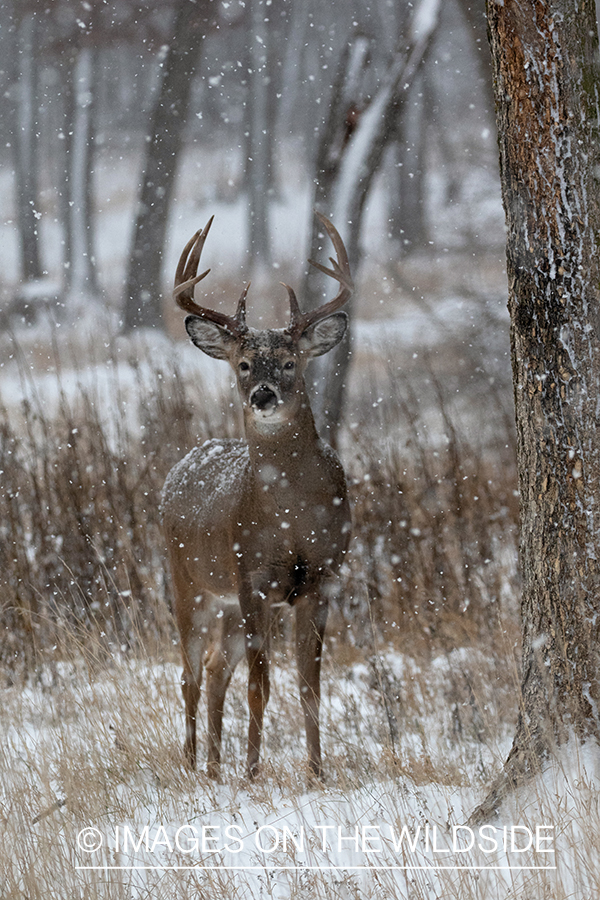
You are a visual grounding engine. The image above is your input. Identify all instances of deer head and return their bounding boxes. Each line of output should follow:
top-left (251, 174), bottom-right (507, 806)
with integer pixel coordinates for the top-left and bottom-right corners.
top-left (173, 213), bottom-right (354, 431)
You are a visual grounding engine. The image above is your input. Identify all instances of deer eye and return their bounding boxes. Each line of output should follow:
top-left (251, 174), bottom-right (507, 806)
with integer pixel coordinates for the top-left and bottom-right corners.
top-left (239, 361), bottom-right (250, 373)
top-left (283, 361), bottom-right (295, 371)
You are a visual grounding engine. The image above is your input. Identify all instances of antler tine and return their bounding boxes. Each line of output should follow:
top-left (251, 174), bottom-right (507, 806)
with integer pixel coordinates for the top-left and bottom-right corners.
top-left (286, 212), bottom-right (354, 339)
top-left (233, 283), bottom-right (250, 332)
top-left (281, 282), bottom-right (302, 332)
top-left (173, 217), bottom-right (213, 303)
top-left (173, 216), bottom-right (248, 336)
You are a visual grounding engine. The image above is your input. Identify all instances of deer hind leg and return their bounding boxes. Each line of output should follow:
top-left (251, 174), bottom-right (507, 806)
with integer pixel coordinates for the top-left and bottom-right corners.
top-left (180, 630), bottom-right (204, 770)
top-left (295, 590), bottom-right (329, 779)
top-left (204, 603), bottom-right (245, 780)
top-left (240, 576), bottom-right (271, 779)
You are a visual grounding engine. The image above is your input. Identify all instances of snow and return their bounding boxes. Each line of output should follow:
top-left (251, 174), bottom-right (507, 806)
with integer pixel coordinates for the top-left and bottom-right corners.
top-left (2, 652), bottom-right (596, 898)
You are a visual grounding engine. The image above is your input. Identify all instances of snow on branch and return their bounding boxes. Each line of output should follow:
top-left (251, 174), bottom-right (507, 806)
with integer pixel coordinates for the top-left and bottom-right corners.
top-left (332, 0), bottom-right (441, 237)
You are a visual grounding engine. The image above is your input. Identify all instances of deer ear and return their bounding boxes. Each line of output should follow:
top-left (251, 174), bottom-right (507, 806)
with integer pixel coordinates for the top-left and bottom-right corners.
top-left (185, 315), bottom-right (236, 360)
top-left (298, 312), bottom-right (348, 358)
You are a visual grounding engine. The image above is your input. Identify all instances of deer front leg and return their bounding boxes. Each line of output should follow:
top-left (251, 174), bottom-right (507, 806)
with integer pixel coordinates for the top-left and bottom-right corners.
top-left (295, 590), bottom-right (329, 779)
top-left (204, 605), bottom-right (245, 780)
top-left (240, 576), bottom-right (271, 779)
top-left (181, 654), bottom-right (202, 769)
top-left (173, 588), bottom-right (205, 770)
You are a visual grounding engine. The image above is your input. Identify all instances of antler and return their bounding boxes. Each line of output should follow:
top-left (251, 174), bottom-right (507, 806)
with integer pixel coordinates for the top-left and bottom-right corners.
top-left (173, 216), bottom-right (248, 336)
top-left (284, 212), bottom-right (354, 339)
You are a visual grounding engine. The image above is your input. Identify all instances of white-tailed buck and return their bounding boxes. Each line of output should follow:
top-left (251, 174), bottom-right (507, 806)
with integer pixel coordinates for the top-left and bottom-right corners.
top-left (161, 213), bottom-right (353, 779)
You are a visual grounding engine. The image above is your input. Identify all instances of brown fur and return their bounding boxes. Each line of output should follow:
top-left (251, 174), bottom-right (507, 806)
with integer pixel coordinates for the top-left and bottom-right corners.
top-left (161, 215), bottom-right (353, 779)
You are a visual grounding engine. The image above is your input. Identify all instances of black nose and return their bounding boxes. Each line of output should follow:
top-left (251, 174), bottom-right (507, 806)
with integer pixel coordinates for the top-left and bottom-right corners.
top-left (250, 385), bottom-right (278, 411)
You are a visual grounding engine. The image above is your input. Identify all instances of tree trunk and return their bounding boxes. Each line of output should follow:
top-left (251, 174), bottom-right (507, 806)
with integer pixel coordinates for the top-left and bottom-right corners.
top-left (57, 51), bottom-right (76, 287)
top-left (455, 0), bottom-right (495, 119)
top-left (278, 0), bottom-right (310, 140)
top-left (123, 0), bottom-right (209, 331)
top-left (12, 11), bottom-right (42, 282)
top-left (303, 32), bottom-right (373, 312)
top-left (246, 0), bottom-right (272, 272)
top-left (473, 0), bottom-right (600, 823)
top-left (307, 1), bottom-right (441, 445)
top-left (387, 70), bottom-right (428, 256)
top-left (66, 46), bottom-right (100, 308)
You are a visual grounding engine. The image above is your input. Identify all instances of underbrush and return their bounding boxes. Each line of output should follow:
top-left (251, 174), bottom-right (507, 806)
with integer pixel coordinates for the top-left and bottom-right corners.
top-left (343, 366), bottom-right (519, 652)
top-left (0, 337), bottom-right (238, 677)
top-left (0, 333), bottom-right (519, 681)
top-left (7, 334), bottom-right (592, 900)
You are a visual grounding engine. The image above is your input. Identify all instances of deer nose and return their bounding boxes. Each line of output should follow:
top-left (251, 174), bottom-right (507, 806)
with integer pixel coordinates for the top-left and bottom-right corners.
top-left (250, 384), bottom-right (279, 412)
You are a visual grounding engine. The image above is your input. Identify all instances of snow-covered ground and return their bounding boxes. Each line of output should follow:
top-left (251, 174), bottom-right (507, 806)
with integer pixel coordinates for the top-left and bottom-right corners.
top-left (2, 647), bottom-right (597, 899)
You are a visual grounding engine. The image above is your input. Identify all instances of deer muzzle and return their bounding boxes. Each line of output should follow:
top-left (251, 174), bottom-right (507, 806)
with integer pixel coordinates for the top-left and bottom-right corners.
top-left (250, 384), bottom-right (280, 415)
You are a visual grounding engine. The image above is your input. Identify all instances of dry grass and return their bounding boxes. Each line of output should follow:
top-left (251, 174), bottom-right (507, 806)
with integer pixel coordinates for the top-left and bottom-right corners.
top-left (1, 617), bottom-right (595, 899)
top-left (7, 329), bottom-right (590, 899)
top-left (0, 333), bottom-right (240, 679)
top-left (0, 329), bottom-right (519, 679)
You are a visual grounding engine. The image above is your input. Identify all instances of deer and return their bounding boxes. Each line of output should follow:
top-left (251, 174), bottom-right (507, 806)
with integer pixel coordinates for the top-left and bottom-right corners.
top-left (161, 212), bottom-right (353, 781)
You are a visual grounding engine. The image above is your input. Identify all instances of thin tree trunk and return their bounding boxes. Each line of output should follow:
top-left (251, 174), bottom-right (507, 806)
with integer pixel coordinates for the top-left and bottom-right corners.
top-left (58, 52), bottom-right (76, 286)
top-left (66, 46), bottom-right (100, 307)
top-left (309, 0), bottom-right (441, 445)
top-left (472, 0), bottom-right (600, 823)
top-left (246, 0), bottom-right (272, 272)
top-left (12, 11), bottom-right (42, 282)
top-left (278, 1), bottom-right (310, 140)
top-left (123, 0), bottom-right (209, 331)
top-left (388, 71), bottom-right (428, 255)
top-left (454, 0), bottom-right (495, 119)
top-left (303, 33), bottom-right (372, 312)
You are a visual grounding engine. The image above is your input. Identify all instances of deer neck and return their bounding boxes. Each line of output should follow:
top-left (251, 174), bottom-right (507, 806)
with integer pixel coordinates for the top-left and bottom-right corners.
top-left (244, 385), bottom-right (320, 473)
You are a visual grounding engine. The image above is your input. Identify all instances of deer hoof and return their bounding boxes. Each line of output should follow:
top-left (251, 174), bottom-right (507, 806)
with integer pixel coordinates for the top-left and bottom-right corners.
top-left (247, 761), bottom-right (261, 781)
top-left (206, 761), bottom-right (222, 782)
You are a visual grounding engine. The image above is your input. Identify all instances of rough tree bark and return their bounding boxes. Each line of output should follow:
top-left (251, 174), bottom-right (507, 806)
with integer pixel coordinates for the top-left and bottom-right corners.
top-left (473, 0), bottom-right (600, 822)
top-left (123, 0), bottom-right (211, 331)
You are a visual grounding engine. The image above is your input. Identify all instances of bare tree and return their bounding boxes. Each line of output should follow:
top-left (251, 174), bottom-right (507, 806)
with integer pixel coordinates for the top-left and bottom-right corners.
top-left (387, 70), bottom-right (429, 256)
top-left (246, 0), bottom-right (273, 272)
top-left (9, 7), bottom-right (43, 283)
top-left (454, 0), bottom-right (495, 118)
top-left (472, 0), bottom-right (600, 822)
top-left (65, 44), bottom-right (100, 307)
top-left (306, 0), bottom-right (441, 444)
top-left (6, 0), bottom-right (167, 313)
top-left (304, 31), bottom-right (373, 309)
top-left (123, 0), bottom-right (214, 331)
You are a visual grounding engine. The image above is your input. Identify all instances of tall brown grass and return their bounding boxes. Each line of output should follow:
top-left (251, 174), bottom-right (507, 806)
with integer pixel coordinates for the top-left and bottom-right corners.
top-left (0, 334), bottom-right (519, 683)
top-left (6, 333), bottom-right (579, 900)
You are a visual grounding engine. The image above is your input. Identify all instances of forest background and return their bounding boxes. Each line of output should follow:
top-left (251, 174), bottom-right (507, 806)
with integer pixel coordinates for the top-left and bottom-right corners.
top-left (2, 1), bottom-right (590, 898)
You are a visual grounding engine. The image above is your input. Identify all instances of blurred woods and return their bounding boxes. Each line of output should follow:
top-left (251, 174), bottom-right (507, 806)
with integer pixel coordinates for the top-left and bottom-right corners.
top-left (0, 0), bottom-right (498, 444)
top-left (1, 0), bottom-right (494, 320)
top-left (0, 0), bottom-right (515, 678)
